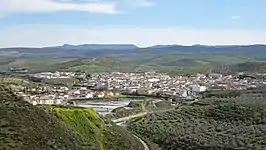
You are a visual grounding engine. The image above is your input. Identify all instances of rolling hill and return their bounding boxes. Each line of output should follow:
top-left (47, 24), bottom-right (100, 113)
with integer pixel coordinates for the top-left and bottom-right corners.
top-left (211, 61), bottom-right (266, 75)
top-left (0, 85), bottom-right (84, 150)
top-left (129, 89), bottom-right (266, 150)
top-left (1, 44), bottom-right (266, 75)
top-left (0, 85), bottom-right (146, 150)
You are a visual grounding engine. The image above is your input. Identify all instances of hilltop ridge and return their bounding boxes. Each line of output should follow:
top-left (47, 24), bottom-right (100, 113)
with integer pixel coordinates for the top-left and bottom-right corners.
top-left (48, 44), bottom-right (139, 50)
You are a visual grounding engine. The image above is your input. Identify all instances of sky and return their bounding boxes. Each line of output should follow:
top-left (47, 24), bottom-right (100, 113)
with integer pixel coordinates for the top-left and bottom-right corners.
top-left (0, 0), bottom-right (266, 47)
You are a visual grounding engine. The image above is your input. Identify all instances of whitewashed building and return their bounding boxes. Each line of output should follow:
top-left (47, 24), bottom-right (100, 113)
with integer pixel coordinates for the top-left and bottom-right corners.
top-left (191, 85), bottom-right (207, 92)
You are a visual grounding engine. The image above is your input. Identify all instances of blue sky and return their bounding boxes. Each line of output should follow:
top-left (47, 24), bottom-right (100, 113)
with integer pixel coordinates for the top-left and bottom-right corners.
top-left (0, 0), bottom-right (266, 47)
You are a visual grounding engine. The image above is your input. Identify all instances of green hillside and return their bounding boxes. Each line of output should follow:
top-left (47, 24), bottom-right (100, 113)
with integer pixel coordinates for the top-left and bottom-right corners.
top-left (0, 50), bottom-right (263, 76)
top-left (0, 58), bottom-right (139, 73)
top-left (0, 86), bottom-right (84, 150)
top-left (212, 61), bottom-right (266, 75)
top-left (44, 106), bottom-right (144, 150)
top-left (129, 93), bottom-right (266, 150)
top-left (232, 61), bottom-right (266, 73)
top-left (0, 85), bottom-right (144, 150)
top-left (1, 44), bottom-right (266, 76)
top-left (63, 58), bottom-right (138, 73)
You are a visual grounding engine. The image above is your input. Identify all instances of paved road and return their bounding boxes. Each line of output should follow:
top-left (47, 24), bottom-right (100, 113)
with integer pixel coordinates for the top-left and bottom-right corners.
top-left (112, 108), bottom-right (177, 123)
top-left (112, 112), bottom-right (148, 123)
top-left (133, 135), bottom-right (150, 150)
top-left (112, 100), bottom-right (198, 123)
top-left (112, 100), bottom-right (199, 150)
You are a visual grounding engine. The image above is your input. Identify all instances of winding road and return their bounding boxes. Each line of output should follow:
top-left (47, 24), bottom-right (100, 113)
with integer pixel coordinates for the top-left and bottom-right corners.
top-left (112, 100), bottom-right (199, 150)
top-left (112, 107), bottom-right (177, 123)
top-left (112, 112), bottom-right (148, 123)
top-left (133, 135), bottom-right (150, 150)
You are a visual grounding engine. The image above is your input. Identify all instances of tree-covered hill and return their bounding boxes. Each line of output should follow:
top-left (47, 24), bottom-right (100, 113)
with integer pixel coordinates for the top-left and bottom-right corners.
top-left (212, 61), bottom-right (266, 75)
top-left (232, 62), bottom-right (266, 73)
top-left (0, 85), bottom-right (145, 150)
top-left (129, 96), bottom-right (266, 150)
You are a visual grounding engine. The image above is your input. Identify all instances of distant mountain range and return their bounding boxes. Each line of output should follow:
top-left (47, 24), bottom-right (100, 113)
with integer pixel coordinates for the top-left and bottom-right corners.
top-left (1, 43), bottom-right (266, 51)
top-left (0, 44), bottom-right (266, 60)
top-left (46, 44), bottom-right (266, 50)
top-left (52, 44), bottom-right (139, 50)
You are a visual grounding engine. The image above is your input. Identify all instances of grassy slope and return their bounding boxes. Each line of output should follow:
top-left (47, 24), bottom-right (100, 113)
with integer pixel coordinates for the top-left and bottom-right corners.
top-left (0, 77), bottom-right (43, 87)
top-left (44, 106), bottom-right (144, 150)
top-left (0, 58), bottom-right (74, 72)
top-left (0, 85), bottom-right (144, 150)
top-left (4, 58), bottom-right (138, 73)
top-left (54, 107), bottom-right (105, 149)
top-left (0, 86), bottom-right (84, 150)
top-left (64, 58), bottom-right (139, 73)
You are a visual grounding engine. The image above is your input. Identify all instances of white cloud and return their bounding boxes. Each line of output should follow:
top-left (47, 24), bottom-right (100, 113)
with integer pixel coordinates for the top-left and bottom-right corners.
top-left (0, 25), bottom-right (266, 48)
top-left (231, 16), bottom-right (241, 20)
top-left (0, 0), bottom-right (118, 16)
top-left (135, 0), bottom-right (155, 7)
top-left (0, 0), bottom-right (156, 16)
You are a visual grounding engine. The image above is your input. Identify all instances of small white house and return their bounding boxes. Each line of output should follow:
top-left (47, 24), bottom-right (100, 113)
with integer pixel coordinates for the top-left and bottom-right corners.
top-left (181, 90), bottom-right (188, 98)
top-left (80, 87), bottom-right (87, 90)
top-left (63, 95), bottom-right (69, 99)
top-left (55, 99), bottom-right (62, 105)
top-left (86, 93), bottom-right (94, 98)
top-left (191, 85), bottom-right (207, 92)
top-left (97, 92), bottom-right (105, 98)
top-left (32, 100), bottom-right (38, 106)
top-left (39, 100), bottom-right (44, 104)
top-left (148, 78), bottom-right (160, 82)
top-left (73, 90), bottom-right (81, 95)
top-left (46, 99), bottom-right (54, 105)
top-left (106, 92), bottom-right (114, 96)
